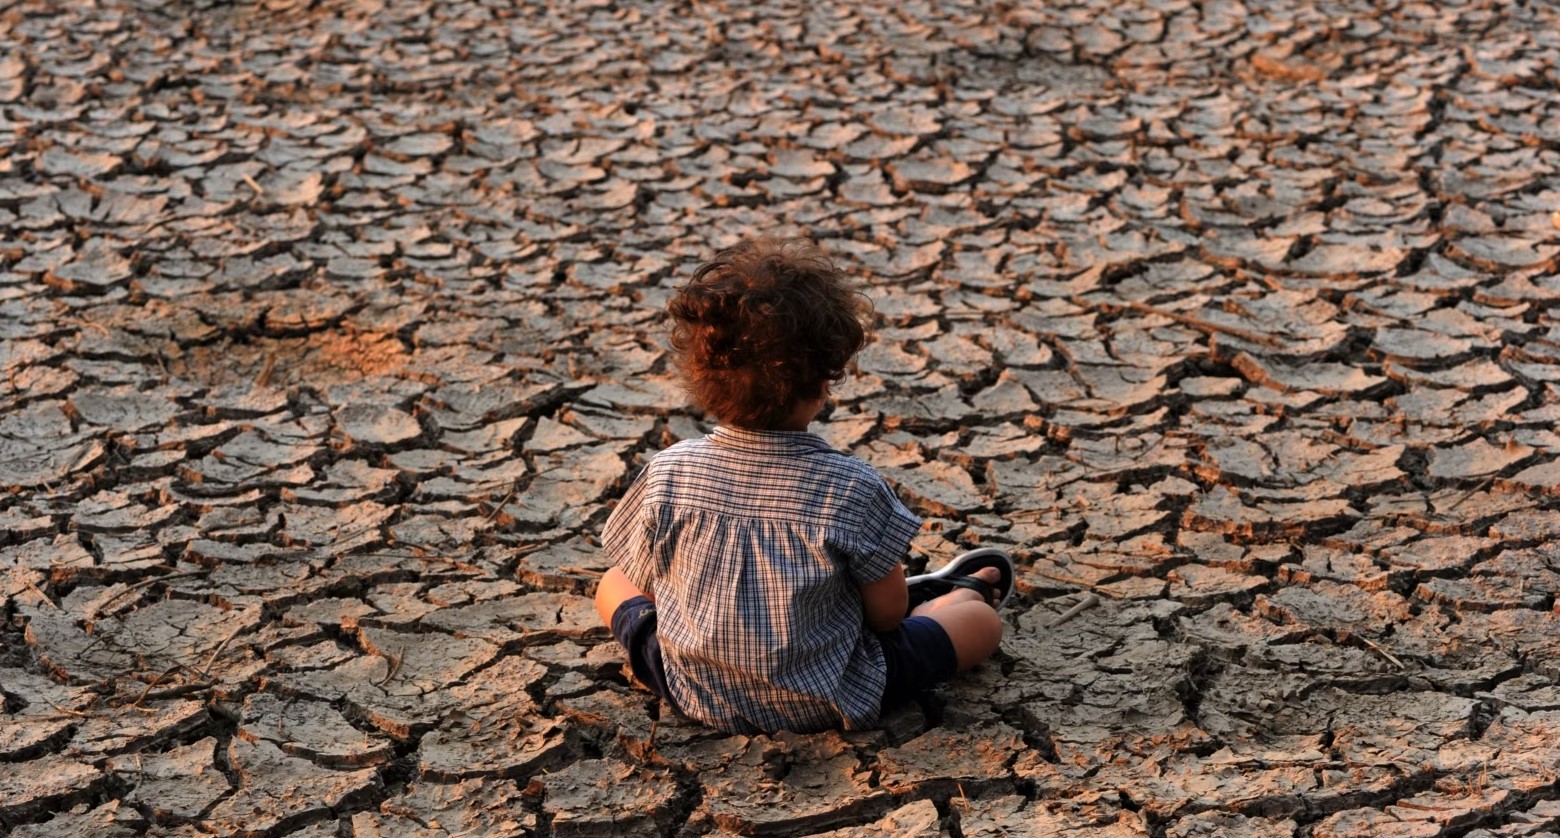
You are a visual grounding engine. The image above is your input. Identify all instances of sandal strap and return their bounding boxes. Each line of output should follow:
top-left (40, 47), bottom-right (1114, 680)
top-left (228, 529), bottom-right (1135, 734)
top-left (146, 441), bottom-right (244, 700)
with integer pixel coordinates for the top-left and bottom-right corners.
top-left (938, 574), bottom-right (998, 607)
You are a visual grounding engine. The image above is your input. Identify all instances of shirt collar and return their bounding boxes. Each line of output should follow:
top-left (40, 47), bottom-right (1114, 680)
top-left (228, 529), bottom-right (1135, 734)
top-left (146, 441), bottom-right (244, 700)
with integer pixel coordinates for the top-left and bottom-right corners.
top-left (709, 425), bottom-right (834, 454)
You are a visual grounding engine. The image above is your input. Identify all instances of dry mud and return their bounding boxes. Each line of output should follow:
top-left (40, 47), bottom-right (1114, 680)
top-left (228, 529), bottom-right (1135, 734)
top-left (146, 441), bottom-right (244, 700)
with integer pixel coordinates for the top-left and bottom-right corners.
top-left (3, 0), bottom-right (1560, 835)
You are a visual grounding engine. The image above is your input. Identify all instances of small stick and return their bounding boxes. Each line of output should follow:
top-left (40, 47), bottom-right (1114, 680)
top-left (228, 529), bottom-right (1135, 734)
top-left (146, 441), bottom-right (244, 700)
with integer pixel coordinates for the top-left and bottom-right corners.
top-left (1360, 636), bottom-right (1405, 670)
top-left (1080, 298), bottom-right (1288, 347)
top-left (371, 549), bottom-right (476, 567)
top-left (483, 479), bottom-right (521, 522)
top-left (128, 665), bottom-right (184, 708)
top-left (1392, 801), bottom-right (1454, 812)
top-left (1442, 478), bottom-right (1494, 514)
top-left (40, 696), bottom-right (89, 718)
top-left (135, 681), bottom-right (214, 703)
top-left (254, 352), bottom-right (278, 390)
top-left (1046, 593), bottom-right (1101, 628)
top-left (375, 648), bottom-right (404, 687)
top-left (201, 620), bottom-right (250, 677)
top-left (62, 317), bottom-right (112, 337)
top-left (243, 174), bottom-right (265, 197)
top-left (88, 570), bottom-right (209, 620)
top-left (22, 578), bottom-right (58, 610)
top-left (305, 518), bottom-right (398, 560)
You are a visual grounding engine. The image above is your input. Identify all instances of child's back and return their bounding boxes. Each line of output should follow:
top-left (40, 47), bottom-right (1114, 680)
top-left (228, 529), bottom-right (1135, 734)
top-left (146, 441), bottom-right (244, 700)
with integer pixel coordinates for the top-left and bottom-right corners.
top-left (594, 237), bottom-right (1004, 735)
top-left (603, 426), bottom-right (920, 732)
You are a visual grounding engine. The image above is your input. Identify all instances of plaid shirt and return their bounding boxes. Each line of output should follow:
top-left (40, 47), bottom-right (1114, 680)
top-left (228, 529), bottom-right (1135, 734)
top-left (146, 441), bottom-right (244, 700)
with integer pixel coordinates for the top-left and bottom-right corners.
top-left (601, 426), bottom-right (922, 733)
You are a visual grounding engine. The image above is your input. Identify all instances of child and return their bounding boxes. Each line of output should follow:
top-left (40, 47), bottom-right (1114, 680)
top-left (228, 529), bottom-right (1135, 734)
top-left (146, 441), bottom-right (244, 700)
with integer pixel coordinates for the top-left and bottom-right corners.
top-left (593, 237), bottom-right (1006, 734)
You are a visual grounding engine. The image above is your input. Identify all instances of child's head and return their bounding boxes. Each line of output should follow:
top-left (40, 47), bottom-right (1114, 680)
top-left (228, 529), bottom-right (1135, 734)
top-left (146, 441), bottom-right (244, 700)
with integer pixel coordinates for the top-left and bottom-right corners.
top-left (668, 237), bottom-right (872, 430)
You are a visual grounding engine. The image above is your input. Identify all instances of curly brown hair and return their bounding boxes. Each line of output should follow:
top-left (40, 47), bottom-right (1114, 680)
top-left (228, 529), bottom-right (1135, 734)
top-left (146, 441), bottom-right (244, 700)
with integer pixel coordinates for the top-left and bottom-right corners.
top-left (668, 237), bottom-right (872, 429)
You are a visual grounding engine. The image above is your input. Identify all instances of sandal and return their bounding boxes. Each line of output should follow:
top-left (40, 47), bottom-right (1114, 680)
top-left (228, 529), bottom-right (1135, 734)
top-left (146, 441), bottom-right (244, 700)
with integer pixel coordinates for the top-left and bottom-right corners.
top-left (905, 547), bottom-right (1015, 613)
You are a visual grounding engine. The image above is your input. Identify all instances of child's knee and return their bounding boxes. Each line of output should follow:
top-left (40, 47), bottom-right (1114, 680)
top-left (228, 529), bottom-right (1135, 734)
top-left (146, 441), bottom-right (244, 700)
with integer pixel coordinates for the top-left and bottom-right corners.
top-left (941, 602), bottom-right (1003, 670)
top-left (974, 606), bottom-right (1004, 650)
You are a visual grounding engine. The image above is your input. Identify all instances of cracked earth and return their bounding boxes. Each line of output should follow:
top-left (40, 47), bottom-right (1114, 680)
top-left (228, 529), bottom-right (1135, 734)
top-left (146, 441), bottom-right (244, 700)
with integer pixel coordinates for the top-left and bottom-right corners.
top-left (3, 0), bottom-right (1560, 835)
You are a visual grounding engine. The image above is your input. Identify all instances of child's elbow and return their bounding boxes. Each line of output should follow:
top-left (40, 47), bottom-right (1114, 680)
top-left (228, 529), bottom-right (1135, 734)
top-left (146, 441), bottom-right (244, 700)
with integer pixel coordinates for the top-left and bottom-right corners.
top-left (862, 588), bottom-right (909, 634)
top-left (859, 566), bottom-right (909, 634)
top-left (594, 566), bottom-right (651, 627)
top-left (865, 610), bottom-right (904, 634)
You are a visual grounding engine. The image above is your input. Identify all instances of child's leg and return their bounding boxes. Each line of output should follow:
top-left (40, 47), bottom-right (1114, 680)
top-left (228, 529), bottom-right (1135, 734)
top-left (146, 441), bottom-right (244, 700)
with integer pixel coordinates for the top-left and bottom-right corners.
top-left (908, 566), bottom-right (1004, 670)
top-left (594, 566), bottom-right (647, 626)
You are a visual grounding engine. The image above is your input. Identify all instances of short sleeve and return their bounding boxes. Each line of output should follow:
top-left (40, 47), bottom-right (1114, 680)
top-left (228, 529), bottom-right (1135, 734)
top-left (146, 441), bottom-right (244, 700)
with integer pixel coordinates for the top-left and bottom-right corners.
top-left (848, 476), bottom-right (922, 585)
top-left (600, 462), bottom-right (659, 592)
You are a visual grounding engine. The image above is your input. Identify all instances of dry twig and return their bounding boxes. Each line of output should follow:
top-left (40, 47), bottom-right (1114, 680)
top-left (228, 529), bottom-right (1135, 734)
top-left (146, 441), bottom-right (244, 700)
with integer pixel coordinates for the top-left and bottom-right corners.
top-left (88, 570), bottom-right (210, 621)
top-left (128, 665), bottom-right (184, 709)
top-left (1442, 477), bottom-right (1494, 514)
top-left (483, 478), bottom-right (521, 522)
top-left (375, 647), bottom-right (404, 687)
top-left (40, 695), bottom-right (89, 718)
top-left (1360, 636), bottom-right (1406, 670)
top-left (254, 352), bottom-right (278, 389)
top-left (1045, 593), bottom-right (1102, 628)
top-left (1083, 299), bottom-right (1287, 348)
top-left (201, 619), bottom-right (251, 678)
top-left (21, 577), bottom-right (58, 610)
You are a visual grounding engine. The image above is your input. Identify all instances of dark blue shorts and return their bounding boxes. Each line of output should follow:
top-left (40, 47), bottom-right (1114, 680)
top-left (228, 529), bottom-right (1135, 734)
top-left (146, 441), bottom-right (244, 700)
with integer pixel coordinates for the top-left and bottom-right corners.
top-left (877, 615), bottom-right (960, 706)
top-left (608, 596), bottom-right (958, 716)
top-left (609, 596), bottom-right (678, 709)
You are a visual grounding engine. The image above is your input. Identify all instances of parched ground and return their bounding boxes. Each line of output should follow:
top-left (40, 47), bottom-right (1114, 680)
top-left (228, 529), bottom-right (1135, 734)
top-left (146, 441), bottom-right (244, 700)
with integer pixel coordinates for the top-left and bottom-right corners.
top-left (3, 0), bottom-right (1560, 835)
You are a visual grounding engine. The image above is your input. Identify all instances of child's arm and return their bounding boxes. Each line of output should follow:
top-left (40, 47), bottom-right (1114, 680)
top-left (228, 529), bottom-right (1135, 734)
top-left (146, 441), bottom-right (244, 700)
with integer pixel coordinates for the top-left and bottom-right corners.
top-left (594, 566), bottom-right (654, 627)
top-left (859, 564), bottom-right (909, 634)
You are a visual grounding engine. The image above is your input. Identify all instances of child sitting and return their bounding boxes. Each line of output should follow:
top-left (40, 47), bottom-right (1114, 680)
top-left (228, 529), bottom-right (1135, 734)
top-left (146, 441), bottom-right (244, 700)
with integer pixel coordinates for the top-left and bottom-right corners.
top-left (593, 237), bottom-right (1006, 734)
